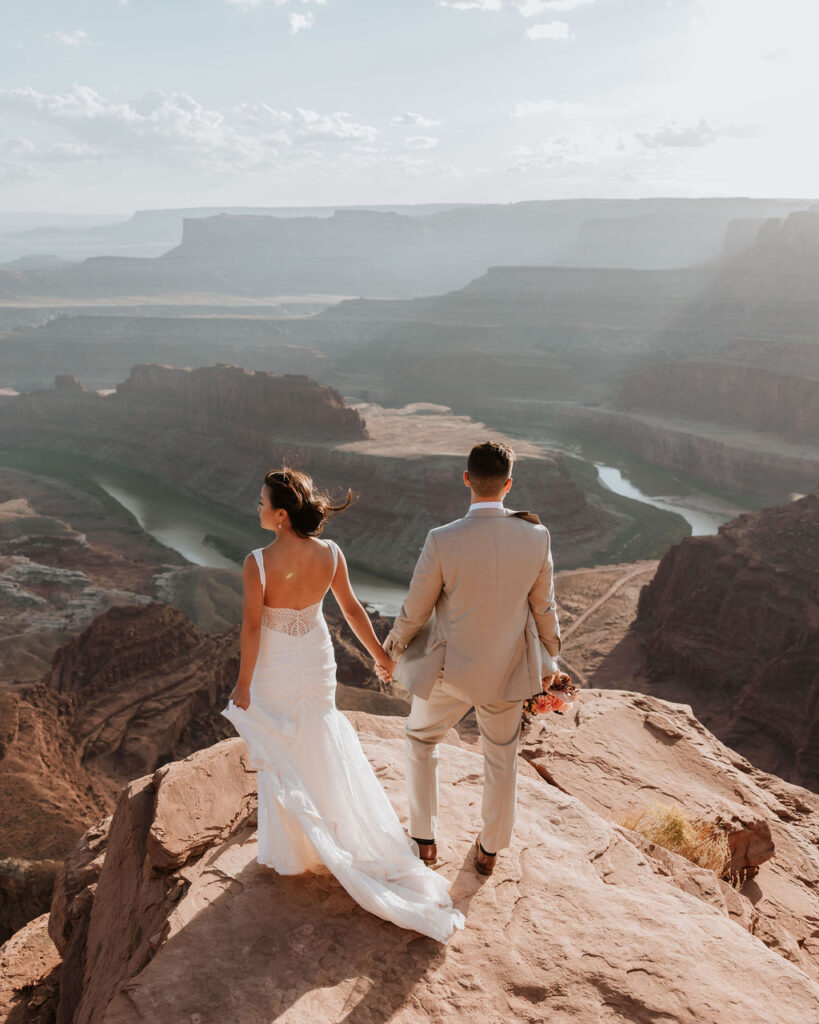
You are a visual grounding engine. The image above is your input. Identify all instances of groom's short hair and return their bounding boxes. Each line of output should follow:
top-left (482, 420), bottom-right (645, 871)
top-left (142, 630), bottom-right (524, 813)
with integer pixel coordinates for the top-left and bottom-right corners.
top-left (467, 441), bottom-right (515, 496)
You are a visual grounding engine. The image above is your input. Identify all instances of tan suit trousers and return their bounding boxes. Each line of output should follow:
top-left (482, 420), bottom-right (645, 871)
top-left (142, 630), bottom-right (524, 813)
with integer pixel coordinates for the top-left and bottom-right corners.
top-left (404, 674), bottom-right (523, 853)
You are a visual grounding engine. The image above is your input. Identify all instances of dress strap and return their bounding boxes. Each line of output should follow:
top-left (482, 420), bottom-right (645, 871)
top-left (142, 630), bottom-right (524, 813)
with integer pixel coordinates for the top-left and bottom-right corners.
top-left (252, 548), bottom-right (266, 593)
top-left (326, 538), bottom-right (339, 577)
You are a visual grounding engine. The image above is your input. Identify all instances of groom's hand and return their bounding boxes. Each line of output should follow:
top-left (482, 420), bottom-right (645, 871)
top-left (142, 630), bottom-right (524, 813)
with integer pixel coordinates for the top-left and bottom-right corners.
top-left (376, 657), bottom-right (397, 683)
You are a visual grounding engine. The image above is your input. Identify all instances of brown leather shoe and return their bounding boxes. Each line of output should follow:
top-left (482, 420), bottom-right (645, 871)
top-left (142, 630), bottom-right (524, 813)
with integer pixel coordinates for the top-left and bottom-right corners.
top-left (474, 837), bottom-right (497, 876)
top-left (414, 841), bottom-right (438, 866)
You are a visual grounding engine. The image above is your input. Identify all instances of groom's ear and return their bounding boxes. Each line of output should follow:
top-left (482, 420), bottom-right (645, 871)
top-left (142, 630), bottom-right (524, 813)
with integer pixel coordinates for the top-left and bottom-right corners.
top-left (504, 476), bottom-right (513, 493)
top-left (463, 471), bottom-right (471, 488)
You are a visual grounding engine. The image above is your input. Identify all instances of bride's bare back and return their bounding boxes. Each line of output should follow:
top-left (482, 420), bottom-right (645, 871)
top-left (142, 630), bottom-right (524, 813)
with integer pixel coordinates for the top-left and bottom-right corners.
top-left (258, 536), bottom-right (337, 609)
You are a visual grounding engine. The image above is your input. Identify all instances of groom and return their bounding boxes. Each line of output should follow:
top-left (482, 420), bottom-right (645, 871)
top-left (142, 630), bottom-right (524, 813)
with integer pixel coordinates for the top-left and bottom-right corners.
top-left (381, 441), bottom-right (561, 877)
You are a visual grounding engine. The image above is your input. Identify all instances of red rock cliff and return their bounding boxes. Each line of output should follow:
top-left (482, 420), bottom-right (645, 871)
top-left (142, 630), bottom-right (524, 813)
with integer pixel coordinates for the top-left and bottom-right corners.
top-left (617, 342), bottom-right (819, 445)
top-left (3, 363), bottom-right (366, 446)
top-left (632, 489), bottom-right (819, 789)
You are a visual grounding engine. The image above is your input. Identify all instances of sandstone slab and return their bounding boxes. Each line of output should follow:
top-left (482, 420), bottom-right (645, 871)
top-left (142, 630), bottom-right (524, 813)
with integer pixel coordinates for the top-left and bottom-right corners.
top-left (47, 717), bottom-right (819, 1024)
top-left (522, 688), bottom-right (819, 982)
top-left (0, 912), bottom-right (60, 1024)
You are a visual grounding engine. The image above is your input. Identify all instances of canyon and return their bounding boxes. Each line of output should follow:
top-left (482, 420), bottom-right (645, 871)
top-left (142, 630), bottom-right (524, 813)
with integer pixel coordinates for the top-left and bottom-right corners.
top-left (3, 208), bottom-right (818, 508)
top-left (613, 488), bottom-right (819, 792)
top-left (2, 195), bottom-right (817, 1021)
top-left (0, 198), bottom-right (805, 301)
top-left (0, 365), bottom-right (685, 579)
top-left (1, 464), bottom-right (817, 1021)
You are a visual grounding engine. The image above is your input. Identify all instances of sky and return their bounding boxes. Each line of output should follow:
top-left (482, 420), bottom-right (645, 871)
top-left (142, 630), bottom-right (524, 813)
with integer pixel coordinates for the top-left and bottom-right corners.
top-left (0, 0), bottom-right (816, 214)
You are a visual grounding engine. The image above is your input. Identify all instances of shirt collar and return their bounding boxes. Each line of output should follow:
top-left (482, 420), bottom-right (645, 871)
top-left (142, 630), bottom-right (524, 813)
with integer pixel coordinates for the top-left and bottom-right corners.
top-left (468, 501), bottom-right (505, 511)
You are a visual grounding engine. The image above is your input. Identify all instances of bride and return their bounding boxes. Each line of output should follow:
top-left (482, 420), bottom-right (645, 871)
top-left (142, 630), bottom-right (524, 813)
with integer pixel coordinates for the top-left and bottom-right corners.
top-left (221, 467), bottom-right (465, 944)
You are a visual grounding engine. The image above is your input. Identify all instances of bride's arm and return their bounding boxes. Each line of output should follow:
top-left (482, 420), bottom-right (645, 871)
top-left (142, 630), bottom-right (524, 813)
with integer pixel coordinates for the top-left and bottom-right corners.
top-left (330, 546), bottom-right (394, 673)
top-left (229, 555), bottom-right (264, 708)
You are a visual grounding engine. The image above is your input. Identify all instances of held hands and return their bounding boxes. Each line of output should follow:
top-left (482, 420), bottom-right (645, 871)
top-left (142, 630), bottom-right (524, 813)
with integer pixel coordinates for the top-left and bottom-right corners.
top-left (541, 670), bottom-right (559, 688)
top-left (229, 682), bottom-right (251, 710)
top-left (375, 656), bottom-right (397, 684)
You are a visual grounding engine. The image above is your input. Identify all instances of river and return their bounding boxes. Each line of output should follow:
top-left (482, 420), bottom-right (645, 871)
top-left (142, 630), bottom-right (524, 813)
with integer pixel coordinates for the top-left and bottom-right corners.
top-left (88, 445), bottom-right (743, 618)
top-left (90, 468), bottom-right (410, 616)
top-left (526, 433), bottom-right (745, 537)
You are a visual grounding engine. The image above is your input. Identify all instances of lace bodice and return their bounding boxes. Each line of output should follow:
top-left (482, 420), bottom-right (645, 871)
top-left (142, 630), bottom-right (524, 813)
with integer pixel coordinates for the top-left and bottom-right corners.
top-left (252, 541), bottom-right (339, 638)
top-left (261, 602), bottom-right (323, 637)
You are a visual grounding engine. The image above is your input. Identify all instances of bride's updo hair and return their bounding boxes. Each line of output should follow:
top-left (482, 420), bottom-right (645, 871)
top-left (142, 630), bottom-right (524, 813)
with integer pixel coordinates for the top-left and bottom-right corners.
top-left (264, 466), bottom-right (354, 538)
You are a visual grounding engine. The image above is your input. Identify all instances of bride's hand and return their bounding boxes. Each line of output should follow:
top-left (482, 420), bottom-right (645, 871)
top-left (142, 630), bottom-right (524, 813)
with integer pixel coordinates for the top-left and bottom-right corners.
top-left (229, 682), bottom-right (251, 709)
top-left (375, 656), bottom-right (397, 683)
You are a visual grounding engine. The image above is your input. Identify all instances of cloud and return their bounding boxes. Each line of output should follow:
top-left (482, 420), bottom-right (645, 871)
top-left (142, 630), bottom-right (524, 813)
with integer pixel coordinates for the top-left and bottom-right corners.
top-left (224, 0), bottom-right (278, 8)
top-left (512, 98), bottom-right (604, 117)
top-left (224, 0), bottom-right (326, 7)
top-left (517, 0), bottom-right (593, 13)
top-left (0, 137), bottom-right (35, 158)
top-left (391, 111), bottom-right (442, 127)
top-left (509, 127), bottom-right (644, 171)
top-left (0, 158), bottom-right (37, 185)
top-left (509, 118), bottom-right (755, 174)
top-left (525, 20), bottom-right (571, 39)
top-left (289, 12), bottom-right (314, 32)
top-left (0, 85), bottom-right (476, 195)
top-left (405, 136), bottom-right (439, 150)
top-left (49, 30), bottom-right (90, 47)
top-left (438, 1), bottom-right (503, 9)
top-left (635, 118), bottom-right (755, 149)
top-left (236, 102), bottom-right (378, 142)
top-left (439, 0), bottom-right (593, 12)
top-left (0, 136), bottom-right (104, 185)
top-left (0, 86), bottom-right (473, 194)
top-left (0, 86), bottom-right (380, 181)
top-left (388, 154), bottom-right (461, 178)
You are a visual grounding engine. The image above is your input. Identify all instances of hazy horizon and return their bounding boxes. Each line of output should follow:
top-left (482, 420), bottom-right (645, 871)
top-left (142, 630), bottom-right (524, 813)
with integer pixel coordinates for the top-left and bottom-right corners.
top-left (2, 0), bottom-right (816, 214)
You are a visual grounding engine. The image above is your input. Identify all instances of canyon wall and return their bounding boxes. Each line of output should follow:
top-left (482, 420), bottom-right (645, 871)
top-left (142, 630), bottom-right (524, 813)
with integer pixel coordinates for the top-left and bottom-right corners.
top-left (0, 366), bottom-right (631, 576)
top-left (627, 489), bottom-right (819, 789)
top-left (5, 210), bottom-right (819, 515)
top-left (115, 363), bottom-right (366, 446)
top-left (0, 315), bottom-right (330, 392)
top-left (618, 348), bottom-right (819, 445)
top-left (6, 363), bottom-right (366, 447)
top-left (482, 399), bottom-right (819, 502)
top-left (0, 198), bottom-right (808, 301)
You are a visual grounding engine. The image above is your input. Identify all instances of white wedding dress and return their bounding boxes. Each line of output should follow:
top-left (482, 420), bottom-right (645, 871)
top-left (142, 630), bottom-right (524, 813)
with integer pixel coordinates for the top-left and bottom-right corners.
top-left (221, 540), bottom-right (465, 944)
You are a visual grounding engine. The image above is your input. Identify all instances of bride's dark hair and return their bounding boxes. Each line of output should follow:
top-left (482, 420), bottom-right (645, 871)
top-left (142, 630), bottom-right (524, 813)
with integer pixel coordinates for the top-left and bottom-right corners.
top-left (264, 466), bottom-right (354, 538)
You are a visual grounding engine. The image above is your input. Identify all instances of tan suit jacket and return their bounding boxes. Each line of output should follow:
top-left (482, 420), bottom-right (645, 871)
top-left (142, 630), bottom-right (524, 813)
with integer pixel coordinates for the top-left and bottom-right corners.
top-left (383, 507), bottom-right (562, 707)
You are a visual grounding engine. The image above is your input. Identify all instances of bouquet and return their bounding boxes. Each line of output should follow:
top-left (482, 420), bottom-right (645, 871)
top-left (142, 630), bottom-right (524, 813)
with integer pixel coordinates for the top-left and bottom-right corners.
top-left (522, 671), bottom-right (579, 718)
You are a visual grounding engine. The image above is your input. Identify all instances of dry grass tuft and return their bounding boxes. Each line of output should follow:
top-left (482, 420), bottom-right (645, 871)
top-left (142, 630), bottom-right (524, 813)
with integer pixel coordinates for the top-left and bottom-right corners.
top-left (618, 802), bottom-right (732, 879)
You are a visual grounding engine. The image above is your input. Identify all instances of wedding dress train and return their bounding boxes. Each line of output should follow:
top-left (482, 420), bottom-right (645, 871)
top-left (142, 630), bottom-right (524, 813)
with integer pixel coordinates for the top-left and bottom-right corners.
top-left (221, 540), bottom-right (465, 944)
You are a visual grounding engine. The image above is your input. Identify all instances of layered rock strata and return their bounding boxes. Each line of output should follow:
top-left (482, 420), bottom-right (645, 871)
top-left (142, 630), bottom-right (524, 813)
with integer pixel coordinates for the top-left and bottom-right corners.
top-left (1, 197), bottom-right (803, 300)
top-left (6, 363), bottom-right (365, 446)
top-left (0, 368), bottom-right (637, 575)
top-left (627, 489), bottom-right (819, 789)
top-left (617, 340), bottom-right (819, 446)
top-left (484, 399), bottom-right (819, 502)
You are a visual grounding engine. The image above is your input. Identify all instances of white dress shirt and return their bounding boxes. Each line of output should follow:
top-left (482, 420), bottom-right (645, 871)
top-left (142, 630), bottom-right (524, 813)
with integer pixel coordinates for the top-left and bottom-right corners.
top-left (468, 501), bottom-right (505, 511)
